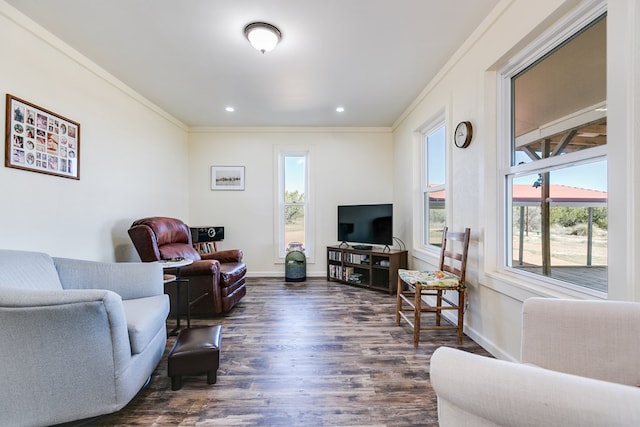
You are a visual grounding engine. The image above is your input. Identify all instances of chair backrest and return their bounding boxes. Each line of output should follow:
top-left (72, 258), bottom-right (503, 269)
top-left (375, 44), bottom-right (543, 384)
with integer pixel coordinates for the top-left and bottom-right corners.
top-left (521, 298), bottom-right (640, 386)
top-left (128, 217), bottom-right (201, 262)
top-left (438, 227), bottom-right (471, 285)
top-left (0, 249), bottom-right (63, 291)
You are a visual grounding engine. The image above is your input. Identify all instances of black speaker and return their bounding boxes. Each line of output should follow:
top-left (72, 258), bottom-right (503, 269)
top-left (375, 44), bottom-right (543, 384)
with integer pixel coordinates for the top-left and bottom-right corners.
top-left (190, 226), bottom-right (224, 242)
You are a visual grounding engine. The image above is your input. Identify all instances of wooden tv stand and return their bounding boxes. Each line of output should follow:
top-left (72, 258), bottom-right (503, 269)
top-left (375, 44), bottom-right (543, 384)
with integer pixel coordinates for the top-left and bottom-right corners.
top-left (327, 245), bottom-right (408, 294)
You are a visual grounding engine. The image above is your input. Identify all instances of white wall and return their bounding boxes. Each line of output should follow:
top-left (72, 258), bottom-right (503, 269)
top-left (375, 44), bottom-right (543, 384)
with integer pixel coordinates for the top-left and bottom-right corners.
top-left (0, 2), bottom-right (189, 262)
top-left (392, 0), bottom-right (640, 360)
top-left (187, 128), bottom-right (394, 276)
top-left (3, 0), bottom-right (639, 362)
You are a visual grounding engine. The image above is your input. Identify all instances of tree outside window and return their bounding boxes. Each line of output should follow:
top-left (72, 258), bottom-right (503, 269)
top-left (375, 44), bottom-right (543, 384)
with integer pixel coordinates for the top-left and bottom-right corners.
top-left (281, 153), bottom-right (308, 257)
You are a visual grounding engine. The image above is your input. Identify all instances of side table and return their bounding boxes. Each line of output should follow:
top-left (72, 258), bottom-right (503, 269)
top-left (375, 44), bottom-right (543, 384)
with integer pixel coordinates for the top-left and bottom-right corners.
top-left (160, 258), bottom-right (194, 336)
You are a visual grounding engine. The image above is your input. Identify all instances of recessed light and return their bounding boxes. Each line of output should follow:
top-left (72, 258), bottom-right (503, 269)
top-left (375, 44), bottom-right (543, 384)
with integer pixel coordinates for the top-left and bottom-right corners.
top-left (336, 107), bottom-right (345, 113)
top-left (225, 106), bottom-right (235, 112)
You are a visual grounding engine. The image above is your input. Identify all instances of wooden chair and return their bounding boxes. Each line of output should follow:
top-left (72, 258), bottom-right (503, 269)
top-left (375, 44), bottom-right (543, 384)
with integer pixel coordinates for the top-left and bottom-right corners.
top-left (396, 227), bottom-right (471, 346)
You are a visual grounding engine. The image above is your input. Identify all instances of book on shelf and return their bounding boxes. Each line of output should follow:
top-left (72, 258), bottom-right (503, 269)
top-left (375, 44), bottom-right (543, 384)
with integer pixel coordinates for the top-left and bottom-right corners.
top-left (329, 265), bottom-right (343, 279)
top-left (195, 242), bottom-right (216, 254)
top-left (344, 253), bottom-right (369, 265)
top-left (329, 265), bottom-right (363, 282)
top-left (343, 267), bottom-right (354, 280)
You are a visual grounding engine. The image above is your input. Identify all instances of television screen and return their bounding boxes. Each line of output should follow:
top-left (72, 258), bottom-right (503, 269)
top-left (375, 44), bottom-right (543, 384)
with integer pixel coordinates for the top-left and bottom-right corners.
top-left (337, 204), bottom-right (393, 246)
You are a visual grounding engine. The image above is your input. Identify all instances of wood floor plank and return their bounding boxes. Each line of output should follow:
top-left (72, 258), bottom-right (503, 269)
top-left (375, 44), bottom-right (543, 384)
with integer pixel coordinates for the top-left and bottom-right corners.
top-left (90, 278), bottom-right (491, 427)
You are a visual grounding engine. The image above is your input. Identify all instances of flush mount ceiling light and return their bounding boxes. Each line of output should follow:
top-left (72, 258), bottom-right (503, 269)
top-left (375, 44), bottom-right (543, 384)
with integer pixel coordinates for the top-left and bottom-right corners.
top-left (244, 22), bottom-right (281, 54)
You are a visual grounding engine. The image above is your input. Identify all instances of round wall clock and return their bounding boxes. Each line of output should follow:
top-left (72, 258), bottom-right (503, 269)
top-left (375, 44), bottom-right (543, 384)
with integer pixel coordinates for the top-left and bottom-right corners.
top-left (454, 121), bottom-right (473, 148)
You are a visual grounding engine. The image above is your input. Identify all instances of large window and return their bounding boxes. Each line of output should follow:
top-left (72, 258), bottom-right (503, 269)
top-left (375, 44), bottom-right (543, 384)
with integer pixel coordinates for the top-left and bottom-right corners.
top-left (503, 10), bottom-right (607, 293)
top-left (422, 122), bottom-right (446, 247)
top-left (278, 151), bottom-right (309, 258)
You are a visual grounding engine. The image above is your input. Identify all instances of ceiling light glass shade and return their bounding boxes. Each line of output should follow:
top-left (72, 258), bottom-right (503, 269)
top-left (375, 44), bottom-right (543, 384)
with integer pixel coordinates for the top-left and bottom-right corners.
top-left (244, 22), bottom-right (281, 53)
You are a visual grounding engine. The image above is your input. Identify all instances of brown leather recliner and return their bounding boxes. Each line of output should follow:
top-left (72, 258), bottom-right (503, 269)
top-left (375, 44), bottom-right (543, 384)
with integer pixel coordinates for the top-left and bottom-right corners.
top-left (128, 217), bottom-right (246, 315)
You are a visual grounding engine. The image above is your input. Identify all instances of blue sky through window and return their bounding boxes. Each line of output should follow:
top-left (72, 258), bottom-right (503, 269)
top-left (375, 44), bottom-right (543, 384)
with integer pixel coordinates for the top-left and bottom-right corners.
top-left (513, 160), bottom-right (607, 192)
top-left (285, 155), bottom-right (306, 194)
top-left (427, 126), bottom-right (445, 185)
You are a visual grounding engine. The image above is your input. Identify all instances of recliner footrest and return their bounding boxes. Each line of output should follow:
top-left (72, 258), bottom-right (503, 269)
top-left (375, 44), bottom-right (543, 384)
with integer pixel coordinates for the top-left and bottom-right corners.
top-left (167, 325), bottom-right (222, 390)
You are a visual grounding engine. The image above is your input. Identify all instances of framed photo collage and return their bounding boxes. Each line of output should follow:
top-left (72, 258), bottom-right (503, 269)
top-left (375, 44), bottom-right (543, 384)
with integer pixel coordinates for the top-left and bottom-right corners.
top-left (5, 94), bottom-right (80, 180)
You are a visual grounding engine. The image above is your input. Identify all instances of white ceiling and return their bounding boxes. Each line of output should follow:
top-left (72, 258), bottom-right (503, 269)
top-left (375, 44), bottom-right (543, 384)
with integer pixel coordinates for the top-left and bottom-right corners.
top-left (6, 0), bottom-right (500, 127)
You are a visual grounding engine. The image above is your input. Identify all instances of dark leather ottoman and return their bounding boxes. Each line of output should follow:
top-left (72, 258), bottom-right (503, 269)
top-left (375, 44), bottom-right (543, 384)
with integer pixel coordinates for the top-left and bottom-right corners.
top-left (167, 325), bottom-right (222, 390)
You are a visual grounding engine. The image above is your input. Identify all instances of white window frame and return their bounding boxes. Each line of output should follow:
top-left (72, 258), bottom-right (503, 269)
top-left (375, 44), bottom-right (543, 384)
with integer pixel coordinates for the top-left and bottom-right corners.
top-left (276, 149), bottom-right (313, 261)
top-left (419, 116), bottom-right (447, 253)
top-left (495, 1), bottom-right (607, 296)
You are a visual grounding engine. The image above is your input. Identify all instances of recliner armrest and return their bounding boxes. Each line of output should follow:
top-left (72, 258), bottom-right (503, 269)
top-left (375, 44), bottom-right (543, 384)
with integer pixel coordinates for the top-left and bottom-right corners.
top-left (202, 249), bottom-right (243, 263)
top-left (179, 259), bottom-right (221, 277)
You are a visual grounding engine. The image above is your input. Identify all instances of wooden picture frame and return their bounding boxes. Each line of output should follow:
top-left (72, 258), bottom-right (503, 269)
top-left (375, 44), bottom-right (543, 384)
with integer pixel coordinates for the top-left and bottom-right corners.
top-left (5, 94), bottom-right (80, 180)
top-left (211, 166), bottom-right (245, 190)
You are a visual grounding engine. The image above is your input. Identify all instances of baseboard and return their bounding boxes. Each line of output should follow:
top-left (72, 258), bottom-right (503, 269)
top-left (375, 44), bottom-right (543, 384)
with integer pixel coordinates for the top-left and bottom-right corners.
top-left (245, 271), bottom-right (327, 278)
top-left (421, 295), bottom-right (514, 361)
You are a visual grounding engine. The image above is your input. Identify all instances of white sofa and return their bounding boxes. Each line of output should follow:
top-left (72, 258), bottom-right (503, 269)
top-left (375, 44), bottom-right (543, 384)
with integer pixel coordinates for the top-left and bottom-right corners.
top-left (430, 298), bottom-right (640, 426)
top-left (0, 250), bottom-right (170, 427)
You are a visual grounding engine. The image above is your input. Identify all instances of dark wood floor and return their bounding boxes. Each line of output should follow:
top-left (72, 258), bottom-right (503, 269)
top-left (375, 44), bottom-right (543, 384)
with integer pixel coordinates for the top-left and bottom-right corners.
top-left (92, 278), bottom-right (491, 426)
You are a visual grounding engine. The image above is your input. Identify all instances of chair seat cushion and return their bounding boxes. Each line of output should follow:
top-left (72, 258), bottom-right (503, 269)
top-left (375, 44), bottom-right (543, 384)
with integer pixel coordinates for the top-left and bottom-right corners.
top-left (122, 294), bottom-right (170, 354)
top-left (399, 269), bottom-right (460, 288)
top-left (219, 262), bottom-right (246, 288)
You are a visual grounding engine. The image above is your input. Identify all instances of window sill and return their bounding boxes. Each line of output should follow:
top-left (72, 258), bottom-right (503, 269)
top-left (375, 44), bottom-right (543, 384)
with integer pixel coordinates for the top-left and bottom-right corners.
top-left (411, 246), bottom-right (441, 267)
top-left (480, 267), bottom-right (607, 302)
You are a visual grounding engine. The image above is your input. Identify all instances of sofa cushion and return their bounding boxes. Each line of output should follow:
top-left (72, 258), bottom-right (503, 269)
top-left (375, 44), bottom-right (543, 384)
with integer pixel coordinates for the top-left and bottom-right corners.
top-left (122, 294), bottom-right (170, 355)
top-left (0, 250), bottom-right (63, 291)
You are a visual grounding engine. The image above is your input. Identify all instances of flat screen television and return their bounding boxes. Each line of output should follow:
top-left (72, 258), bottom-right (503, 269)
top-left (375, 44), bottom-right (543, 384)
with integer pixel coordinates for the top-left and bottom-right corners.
top-left (337, 203), bottom-right (393, 247)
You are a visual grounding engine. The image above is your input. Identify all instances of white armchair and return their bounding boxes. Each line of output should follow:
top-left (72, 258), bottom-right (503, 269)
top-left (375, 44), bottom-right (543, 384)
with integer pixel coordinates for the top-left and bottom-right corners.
top-left (430, 298), bottom-right (640, 426)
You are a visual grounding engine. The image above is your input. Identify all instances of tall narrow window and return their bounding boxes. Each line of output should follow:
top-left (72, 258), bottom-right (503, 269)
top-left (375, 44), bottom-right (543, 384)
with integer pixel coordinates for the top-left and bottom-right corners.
top-left (423, 122), bottom-right (446, 247)
top-left (503, 11), bottom-right (607, 292)
top-left (278, 151), bottom-right (310, 258)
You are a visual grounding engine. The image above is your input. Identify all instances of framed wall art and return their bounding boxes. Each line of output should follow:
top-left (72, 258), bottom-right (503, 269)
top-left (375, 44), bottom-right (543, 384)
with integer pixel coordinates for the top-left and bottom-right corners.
top-left (211, 166), bottom-right (245, 190)
top-left (5, 94), bottom-right (80, 180)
